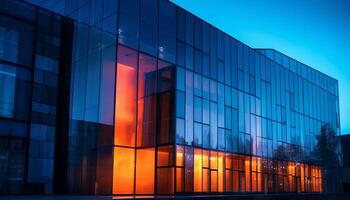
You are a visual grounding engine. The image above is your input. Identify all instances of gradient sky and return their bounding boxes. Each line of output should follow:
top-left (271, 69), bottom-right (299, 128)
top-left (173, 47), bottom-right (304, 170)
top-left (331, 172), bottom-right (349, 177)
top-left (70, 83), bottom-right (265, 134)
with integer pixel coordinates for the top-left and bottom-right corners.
top-left (171, 0), bottom-right (350, 134)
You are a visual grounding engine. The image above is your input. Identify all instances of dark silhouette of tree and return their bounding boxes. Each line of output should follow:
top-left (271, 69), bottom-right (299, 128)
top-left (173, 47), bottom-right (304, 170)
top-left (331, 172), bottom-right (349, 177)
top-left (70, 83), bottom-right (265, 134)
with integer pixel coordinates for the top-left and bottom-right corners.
top-left (312, 124), bottom-right (341, 166)
top-left (273, 144), bottom-right (288, 161)
top-left (312, 123), bottom-right (342, 193)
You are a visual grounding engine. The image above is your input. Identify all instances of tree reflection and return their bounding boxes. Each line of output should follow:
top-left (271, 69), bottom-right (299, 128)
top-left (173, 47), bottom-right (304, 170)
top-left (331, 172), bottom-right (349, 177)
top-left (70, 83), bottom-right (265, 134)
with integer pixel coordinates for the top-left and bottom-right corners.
top-left (311, 123), bottom-right (342, 193)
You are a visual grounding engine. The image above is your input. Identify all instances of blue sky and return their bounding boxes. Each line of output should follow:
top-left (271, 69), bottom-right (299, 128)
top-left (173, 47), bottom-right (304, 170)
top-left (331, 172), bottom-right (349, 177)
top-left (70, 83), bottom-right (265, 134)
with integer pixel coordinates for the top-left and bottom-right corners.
top-left (171, 0), bottom-right (350, 134)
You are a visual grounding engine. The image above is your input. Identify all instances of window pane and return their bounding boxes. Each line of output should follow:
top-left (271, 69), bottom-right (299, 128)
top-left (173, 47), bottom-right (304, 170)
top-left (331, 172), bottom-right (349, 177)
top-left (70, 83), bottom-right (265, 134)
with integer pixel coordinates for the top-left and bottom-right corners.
top-left (194, 122), bottom-right (202, 147)
top-left (137, 54), bottom-right (157, 147)
top-left (176, 118), bottom-right (185, 144)
top-left (159, 92), bottom-right (172, 144)
top-left (157, 145), bottom-right (174, 167)
top-left (137, 95), bottom-right (157, 147)
top-left (136, 148), bottom-right (155, 194)
top-left (113, 147), bottom-right (135, 194)
top-left (194, 148), bottom-right (202, 192)
top-left (115, 45), bottom-right (137, 147)
top-left (118, 0), bottom-right (139, 48)
top-left (185, 146), bottom-right (194, 192)
top-left (157, 167), bottom-right (174, 194)
top-left (138, 54), bottom-right (157, 98)
top-left (158, 0), bottom-right (176, 63)
top-left (0, 64), bottom-right (31, 120)
top-left (139, 0), bottom-right (157, 55)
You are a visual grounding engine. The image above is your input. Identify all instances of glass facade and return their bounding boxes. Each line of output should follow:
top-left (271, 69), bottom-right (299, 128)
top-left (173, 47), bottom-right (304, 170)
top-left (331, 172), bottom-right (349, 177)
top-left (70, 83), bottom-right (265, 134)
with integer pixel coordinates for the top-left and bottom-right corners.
top-left (0, 0), bottom-right (342, 196)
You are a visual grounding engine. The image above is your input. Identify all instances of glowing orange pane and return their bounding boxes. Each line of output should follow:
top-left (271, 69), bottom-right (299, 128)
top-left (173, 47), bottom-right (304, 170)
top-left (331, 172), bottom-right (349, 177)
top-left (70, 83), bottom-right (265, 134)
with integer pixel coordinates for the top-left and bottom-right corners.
top-left (218, 152), bottom-right (224, 192)
top-left (176, 146), bottom-right (184, 167)
top-left (203, 150), bottom-right (209, 168)
top-left (194, 148), bottom-right (202, 192)
top-left (211, 170), bottom-right (218, 192)
top-left (136, 148), bottom-right (155, 194)
top-left (203, 169), bottom-right (209, 192)
top-left (210, 151), bottom-right (217, 170)
top-left (245, 158), bottom-right (251, 192)
top-left (113, 147), bottom-right (135, 194)
top-left (176, 168), bottom-right (184, 192)
top-left (115, 63), bottom-right (137, 147)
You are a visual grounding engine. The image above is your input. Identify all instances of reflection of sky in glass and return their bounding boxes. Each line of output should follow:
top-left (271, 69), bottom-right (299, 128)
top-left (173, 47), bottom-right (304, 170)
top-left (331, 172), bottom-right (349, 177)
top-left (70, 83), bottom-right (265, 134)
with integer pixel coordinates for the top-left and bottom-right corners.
top-left (171, 0), bottom-right (350, 134)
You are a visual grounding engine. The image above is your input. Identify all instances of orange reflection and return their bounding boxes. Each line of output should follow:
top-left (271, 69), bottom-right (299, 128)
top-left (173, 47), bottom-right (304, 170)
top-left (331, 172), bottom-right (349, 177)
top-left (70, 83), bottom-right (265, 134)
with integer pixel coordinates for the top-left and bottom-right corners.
top-left (113, 147), bottom-right (135, 194)
top-left (194, 148), bottom-right (202, 192)
top-left (203, 169), bottom-right (209, 192)
top-left (115, 63), bottom-right (137, 147)
top-left (136, 148), bottom-right (155, 194)
top-left (211, 170), bottom-right (218, 192)
top-left (176, 168), bottom-right (184, 192)
top-left (176, 146), bottom-right (184, 167)
top-left (218, 152), bottom-right (224, 192)
top-left (245, 158), bottom-right (251, 192)
top-left (203, 150), bottom-right (209, 168)
top-left (301, 164), bottom-right (305, 192)
top-left (157, 146), bottom-right (173, 167)
top-left (157, 167), bottom-right (174, 194)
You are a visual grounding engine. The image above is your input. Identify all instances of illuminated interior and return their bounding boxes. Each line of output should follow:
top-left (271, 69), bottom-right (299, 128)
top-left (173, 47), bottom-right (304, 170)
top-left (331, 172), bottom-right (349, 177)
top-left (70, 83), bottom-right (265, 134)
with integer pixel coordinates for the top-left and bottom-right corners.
top-left (111, 46), bottom-right (324, 195)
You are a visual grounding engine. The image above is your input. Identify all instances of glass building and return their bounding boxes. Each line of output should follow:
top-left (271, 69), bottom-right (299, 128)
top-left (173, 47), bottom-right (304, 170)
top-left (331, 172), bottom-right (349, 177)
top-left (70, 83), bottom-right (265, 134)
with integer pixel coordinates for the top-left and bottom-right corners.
top-left (0, 0), bottom-right (342, 196)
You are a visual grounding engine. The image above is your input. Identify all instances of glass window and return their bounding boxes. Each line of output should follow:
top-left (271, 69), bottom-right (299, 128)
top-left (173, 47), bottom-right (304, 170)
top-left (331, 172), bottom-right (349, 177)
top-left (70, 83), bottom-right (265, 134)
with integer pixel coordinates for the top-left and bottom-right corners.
top-left (157, 168), bottom-right (174, 194)
top-left (159, 92), bottom-right (172, 144)
top-left (158, 60), bottom-right (175, 92)
top-left (217, 31), bottom-right (224, 60)
top-left (194, 18), bottom-right (202, 49)
top-left (202, 99), bottom-right (210, 124)
top-left (158, 0), bottom-right (176, 63)
top-left (176, 91), bottom-right (185, 118)
top-left (139, 0), bottom-right (158, 55)
top-left (218, 60), bottom-right (224, 83)
top-left (185, 13), bottom-right (194, 46)
top-left (194, 122), bottom-right (202, 147)
top-left (185, 146), bottom-right (194, 192)
top-left (138, 54), bottom-right (157, 98)
top-left (185, 45), bottom-right (193, 70)
top-left (0, 64), bottom-right (31, 120)
top-left (225, 106), bottom-right (232, 129)
top-left (202, 53), bottom-right (209, 77)
top-left (202, 22), bottom-right (209, 53)
top-left (218, 128), bottom-right (225, 150)
top-left (194, 49), bottom-right (202, 74)
top-left (185, 71), bottom-right (194, 145)
top-left (176, 67), bottom-right (185, 91)
top-left (137, 95), bottom-right (157, 147)
top-left (176, 8), bottom-right (186, 41)
top-left (194, 97), bottom-right (202, 123)
top-left (218, 83), bottom-right (225, 128)
top-left (194, 148), bottom-right (203, 192)
top-left (157, 146), bottom-right (174, 166)
top-left (202, 77), bottom-right (210, 99)
top-left (194, 73), bottom-right (202, 97)
top-left (113, 147), bottom-right (135, 194)
top-left (176, 41), bottom-right (185, 67)
top-left (115, 45), bottom-right (138, 147)
top-left (210, 80), bottom-right (217, 102)
top-left (225, 130), bottom-right (232, 152)
top-left (0, 17), bottom-right (34, 66)
top-left (118, 0), bottom-right (139, 49)
top-left (210, 102), bottom-right (218, 149)
top-left (203, 124), bottom-right (210, 148)
top-left (136, 148), bottom-right (155, 194)
top-left (209, 27), bottom-right (217, 80)
top-left (176, 118), bottom-right (185, 144)
top-left (99, 43), bottom-right (116, 125)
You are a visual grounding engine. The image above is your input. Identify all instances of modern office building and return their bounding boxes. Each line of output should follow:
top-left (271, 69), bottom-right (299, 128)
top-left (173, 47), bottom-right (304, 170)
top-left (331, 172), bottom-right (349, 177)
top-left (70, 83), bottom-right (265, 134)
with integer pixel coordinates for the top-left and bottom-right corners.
top-left (0, 0), bottom-right (342, 196)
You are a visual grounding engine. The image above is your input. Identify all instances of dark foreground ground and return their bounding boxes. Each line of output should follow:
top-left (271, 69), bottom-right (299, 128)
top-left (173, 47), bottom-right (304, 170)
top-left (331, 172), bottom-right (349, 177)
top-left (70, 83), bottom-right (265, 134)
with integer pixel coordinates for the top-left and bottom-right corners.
top-left (1, 193), bottom-right (350, 200)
